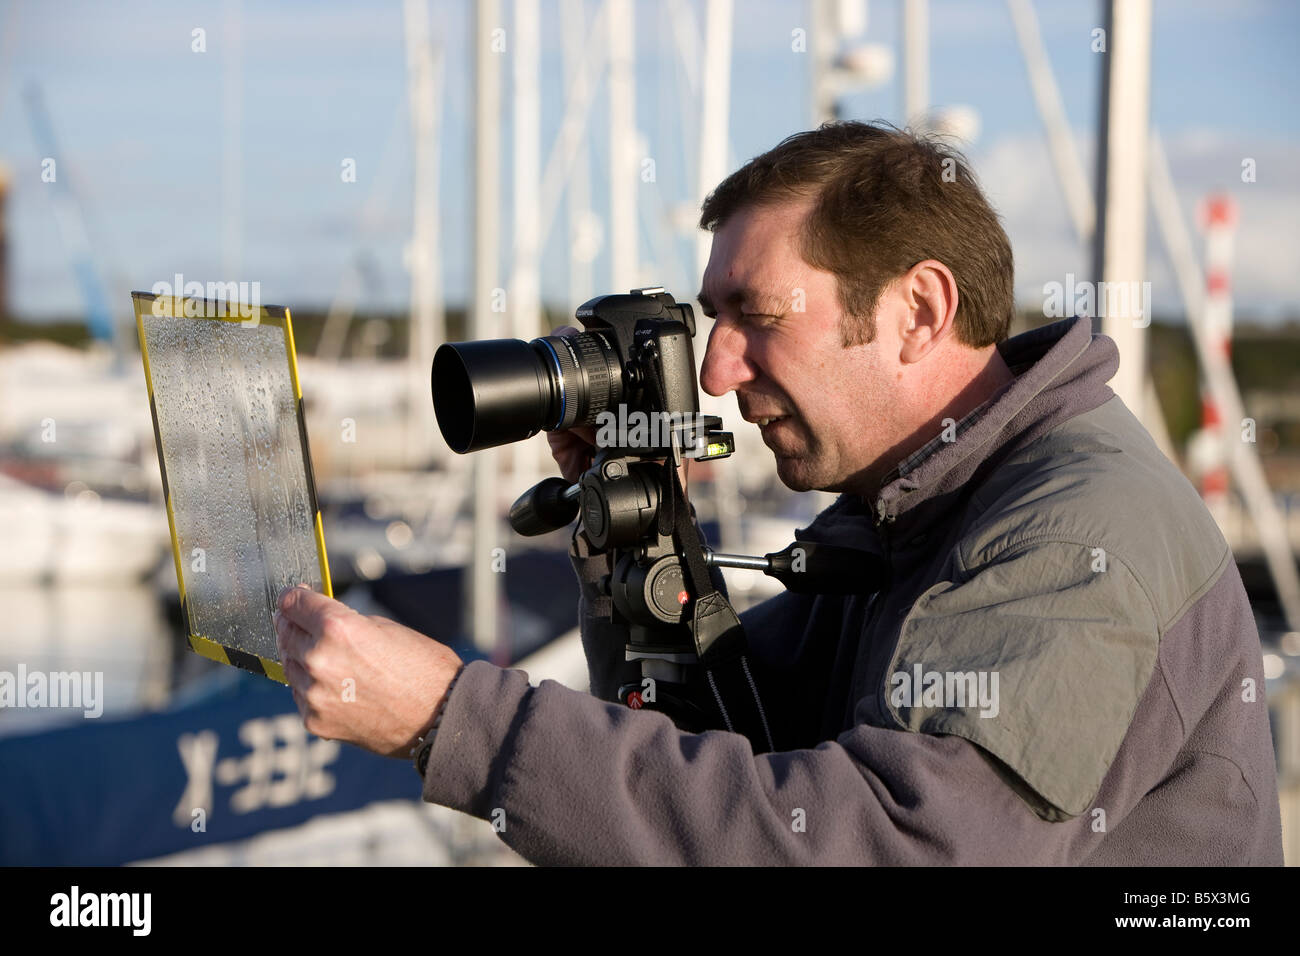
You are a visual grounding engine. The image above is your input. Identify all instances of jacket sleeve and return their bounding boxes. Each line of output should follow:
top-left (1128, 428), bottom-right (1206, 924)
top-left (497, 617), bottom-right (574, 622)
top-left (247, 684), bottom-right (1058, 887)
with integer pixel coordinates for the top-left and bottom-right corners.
top-left (419, 657), bottom-right (1095, 864)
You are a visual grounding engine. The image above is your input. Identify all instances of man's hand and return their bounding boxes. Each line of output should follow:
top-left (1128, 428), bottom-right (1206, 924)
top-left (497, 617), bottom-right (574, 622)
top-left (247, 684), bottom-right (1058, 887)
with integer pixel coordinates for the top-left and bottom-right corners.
top-left (546, 325), bottom-right (690, 496)
top-left (547, 420), bottom-right (599, 485)
top-left (275, 586), bottom-right (464, 759)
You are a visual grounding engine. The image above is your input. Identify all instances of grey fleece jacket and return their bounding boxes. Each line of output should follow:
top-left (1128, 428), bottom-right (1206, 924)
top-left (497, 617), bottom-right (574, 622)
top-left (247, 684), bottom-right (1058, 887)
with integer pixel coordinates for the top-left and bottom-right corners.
top-left (421, 316), bottom-right (1284, 866)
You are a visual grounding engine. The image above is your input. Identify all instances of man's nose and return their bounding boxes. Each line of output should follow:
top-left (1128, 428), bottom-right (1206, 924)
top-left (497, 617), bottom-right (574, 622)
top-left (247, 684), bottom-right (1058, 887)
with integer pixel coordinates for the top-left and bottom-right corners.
top-left (699, 320), bottom-right (753, 397)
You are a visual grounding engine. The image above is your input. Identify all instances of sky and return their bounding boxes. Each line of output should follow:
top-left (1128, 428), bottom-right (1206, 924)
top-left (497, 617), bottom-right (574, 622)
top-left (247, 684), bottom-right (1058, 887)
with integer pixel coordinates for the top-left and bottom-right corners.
top-left (0, 0), bottom-right (1297, 327)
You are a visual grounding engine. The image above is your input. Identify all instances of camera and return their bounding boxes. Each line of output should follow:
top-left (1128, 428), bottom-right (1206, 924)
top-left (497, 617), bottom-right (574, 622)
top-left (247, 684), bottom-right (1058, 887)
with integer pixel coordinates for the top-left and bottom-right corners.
top-left (430, 286), bottom-right (874, 749)
top-left (431, 287), bottom-right (707, 455)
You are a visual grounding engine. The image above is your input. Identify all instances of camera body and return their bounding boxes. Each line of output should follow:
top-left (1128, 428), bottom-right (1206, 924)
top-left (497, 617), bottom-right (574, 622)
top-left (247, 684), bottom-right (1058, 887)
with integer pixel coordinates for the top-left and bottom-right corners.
top-left (432, 286), bottom-right (711, 456)
top-left (432, 284), bottom-right (733, 622)
top-left (569, 286), bottom-right (699, 438)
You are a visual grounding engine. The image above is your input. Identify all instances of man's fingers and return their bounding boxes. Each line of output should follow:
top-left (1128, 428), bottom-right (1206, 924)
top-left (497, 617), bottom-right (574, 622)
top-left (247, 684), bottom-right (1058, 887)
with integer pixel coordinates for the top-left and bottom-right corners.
top-left (278, 585), bottom-right (351, 638)
top-left (287, 666), bottom-right (311, 708)
top-left (561, 447), bottom-right (592, 481)
top-left (548, 423), bottom-right (598, 483)
top-left (275, 609), bottom-right (315, 665)
top-left (286, 666), bottom-right (321, 734)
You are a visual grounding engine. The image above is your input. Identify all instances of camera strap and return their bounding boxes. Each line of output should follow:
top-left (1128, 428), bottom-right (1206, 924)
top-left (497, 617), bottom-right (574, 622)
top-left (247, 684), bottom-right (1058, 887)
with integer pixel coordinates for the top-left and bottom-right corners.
top-left (658, 446), bottom-right (776, 755)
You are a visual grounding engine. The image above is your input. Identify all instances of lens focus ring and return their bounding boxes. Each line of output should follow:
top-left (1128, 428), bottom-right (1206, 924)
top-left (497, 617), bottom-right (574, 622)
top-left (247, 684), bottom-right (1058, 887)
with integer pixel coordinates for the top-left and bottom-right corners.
top-left (572, 334), bottom-right (620, 426)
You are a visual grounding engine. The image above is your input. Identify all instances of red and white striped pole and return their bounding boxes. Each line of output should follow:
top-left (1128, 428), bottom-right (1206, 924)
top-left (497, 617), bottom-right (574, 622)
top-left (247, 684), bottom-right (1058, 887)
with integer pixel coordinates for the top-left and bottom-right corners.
top-left (1196, 193), bottom-right (1238, 515)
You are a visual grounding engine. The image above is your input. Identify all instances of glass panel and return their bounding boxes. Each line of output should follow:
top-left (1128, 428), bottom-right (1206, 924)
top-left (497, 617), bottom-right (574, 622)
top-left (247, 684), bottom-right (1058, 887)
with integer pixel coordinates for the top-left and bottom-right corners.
top-left (141, 313), bottom-right (322, 660)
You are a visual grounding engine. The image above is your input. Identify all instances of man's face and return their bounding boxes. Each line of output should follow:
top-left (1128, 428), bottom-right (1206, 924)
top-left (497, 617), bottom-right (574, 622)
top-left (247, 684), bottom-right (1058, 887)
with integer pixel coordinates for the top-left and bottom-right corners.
top-left (698, 198), bottom-right (904, 495)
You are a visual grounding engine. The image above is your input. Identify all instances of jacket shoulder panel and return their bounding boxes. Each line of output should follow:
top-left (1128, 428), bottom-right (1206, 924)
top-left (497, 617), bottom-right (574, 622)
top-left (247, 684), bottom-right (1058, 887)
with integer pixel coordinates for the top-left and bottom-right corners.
top-left (888, 538), bottom-right (1160, 818)
top-left (961, 396), bottom-right (1230, 633)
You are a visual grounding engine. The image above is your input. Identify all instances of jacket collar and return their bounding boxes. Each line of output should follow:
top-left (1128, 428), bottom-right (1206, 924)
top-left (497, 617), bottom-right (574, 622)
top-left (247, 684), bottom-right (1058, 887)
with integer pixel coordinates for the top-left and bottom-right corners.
top-left (796, 317), bottom-right (1118, 549)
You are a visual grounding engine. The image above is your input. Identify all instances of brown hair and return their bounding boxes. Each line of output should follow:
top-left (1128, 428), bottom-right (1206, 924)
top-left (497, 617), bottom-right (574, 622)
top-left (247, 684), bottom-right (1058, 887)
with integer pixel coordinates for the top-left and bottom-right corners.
top-left (698, 121), bottom-right (1014, 348)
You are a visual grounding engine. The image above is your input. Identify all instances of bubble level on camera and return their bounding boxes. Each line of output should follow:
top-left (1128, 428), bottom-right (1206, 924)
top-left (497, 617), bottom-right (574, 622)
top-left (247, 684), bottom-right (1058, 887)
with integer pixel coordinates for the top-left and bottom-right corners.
top-left (689, 433), bottom-right (735, 462)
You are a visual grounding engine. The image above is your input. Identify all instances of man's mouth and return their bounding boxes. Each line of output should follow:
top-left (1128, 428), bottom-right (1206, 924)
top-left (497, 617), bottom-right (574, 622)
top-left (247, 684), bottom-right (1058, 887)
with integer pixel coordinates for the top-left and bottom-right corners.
top-left (745, 410), bottom-right (788, 427)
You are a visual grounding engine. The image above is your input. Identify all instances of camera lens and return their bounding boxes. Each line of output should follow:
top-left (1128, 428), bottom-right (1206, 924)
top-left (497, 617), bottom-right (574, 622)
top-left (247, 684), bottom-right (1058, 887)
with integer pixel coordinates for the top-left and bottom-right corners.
top-left (432, 332), bottom-right (624, 453)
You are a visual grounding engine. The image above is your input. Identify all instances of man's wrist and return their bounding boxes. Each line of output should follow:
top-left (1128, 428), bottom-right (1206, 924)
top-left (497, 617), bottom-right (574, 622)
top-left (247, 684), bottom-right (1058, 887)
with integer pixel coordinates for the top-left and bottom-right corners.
top-left (412, 662), bottom-right (466, 777)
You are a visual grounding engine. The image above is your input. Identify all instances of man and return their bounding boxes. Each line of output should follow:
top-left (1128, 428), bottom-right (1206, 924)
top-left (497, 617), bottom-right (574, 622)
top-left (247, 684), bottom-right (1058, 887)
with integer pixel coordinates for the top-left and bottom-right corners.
top-left (276, 121), bottom-right (1283, 865)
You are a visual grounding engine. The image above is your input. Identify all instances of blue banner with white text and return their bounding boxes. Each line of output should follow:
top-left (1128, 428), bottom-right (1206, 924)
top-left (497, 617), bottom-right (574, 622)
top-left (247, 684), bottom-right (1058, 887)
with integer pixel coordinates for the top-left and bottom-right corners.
top-left (0, 676), bottom-right (427, 865)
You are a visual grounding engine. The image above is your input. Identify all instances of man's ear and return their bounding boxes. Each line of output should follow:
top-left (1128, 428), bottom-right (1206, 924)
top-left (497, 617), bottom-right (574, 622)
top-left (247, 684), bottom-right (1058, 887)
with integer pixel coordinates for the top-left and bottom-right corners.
top-left (898, 260), bottom-right (959, 364)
